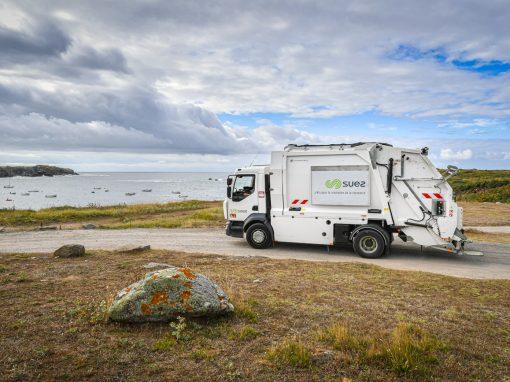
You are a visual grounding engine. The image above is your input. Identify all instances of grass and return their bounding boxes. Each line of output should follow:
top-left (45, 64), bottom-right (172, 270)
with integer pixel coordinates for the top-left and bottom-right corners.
top-left (443, 169), bottom-right (510, 203)
top-left (266, 339), bottom-right (313, 368)
top-left (460, 201), bottom-right (510, 226)
top-left (0, 200), bottom-right (224, 229)
top-left (464, 229), bottom-right (510, 244)
top-left (0, 249), bottom-right (509, 381)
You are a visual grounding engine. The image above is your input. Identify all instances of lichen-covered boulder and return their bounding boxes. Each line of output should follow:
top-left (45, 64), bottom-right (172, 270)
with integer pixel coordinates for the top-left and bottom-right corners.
top-left (108, 267), bottom-right (234, 322)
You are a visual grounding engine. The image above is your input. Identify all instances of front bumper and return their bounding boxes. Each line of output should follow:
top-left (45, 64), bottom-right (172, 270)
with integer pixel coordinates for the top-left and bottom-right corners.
top-left (226, 221), bottom-right (243, 238)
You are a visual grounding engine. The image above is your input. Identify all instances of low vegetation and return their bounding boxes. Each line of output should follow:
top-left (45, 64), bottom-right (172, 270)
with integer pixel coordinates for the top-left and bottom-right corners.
top-left (1, 250), bottom-right (509, 381)
top-left (444, 169), bottom-right (510, 203)
top-left (0, 200), bottom-right (223, 229)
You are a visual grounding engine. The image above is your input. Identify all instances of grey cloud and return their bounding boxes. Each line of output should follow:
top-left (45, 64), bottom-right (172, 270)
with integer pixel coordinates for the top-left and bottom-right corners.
top-left (64, 46), bottom-right (130, 73)
top-left (0, 21), bottom-right (71, 63)
top-left (0, 80), bottom-right (253, 154)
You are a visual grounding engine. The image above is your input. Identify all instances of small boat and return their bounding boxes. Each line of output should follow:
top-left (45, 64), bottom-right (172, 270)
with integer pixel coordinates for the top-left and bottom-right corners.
top-left (104, 189), bottom-right (109, 192)
top-left (28, 190), bottom-right (39, 193)
top-left (6, 198), bottom-right (13, 202)
top-left (178, 194), bottom-right (188, 198)
top-left (21, 193), bottom-right (29, 196)
top-left (9, 192), bottom-right (16, 195)
top-left (91, 191), bottom-right (95, 193)
top-left (171, 191), bottom-right (181, 194)
top-left (45, 194), bottom-right (57, 198)
top-left (142, 189), bottom-right (152, 192)
top-left (208, 178), bottom-right (213, 180)
top-left (3, 185), bottom-right (14, 189)
top-left (93, 187), bottom-right (102, 190)
top-left (125, 192), bottom-right (136, 196)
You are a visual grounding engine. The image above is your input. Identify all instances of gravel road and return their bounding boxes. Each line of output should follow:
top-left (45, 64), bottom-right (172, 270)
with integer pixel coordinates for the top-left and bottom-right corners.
top-left (1, 228), bottom-right (509, 279)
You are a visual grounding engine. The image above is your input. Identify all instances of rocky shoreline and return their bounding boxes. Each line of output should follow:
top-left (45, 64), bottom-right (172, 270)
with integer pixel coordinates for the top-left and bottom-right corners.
top-left (0, 165), bottom-right (77, 178)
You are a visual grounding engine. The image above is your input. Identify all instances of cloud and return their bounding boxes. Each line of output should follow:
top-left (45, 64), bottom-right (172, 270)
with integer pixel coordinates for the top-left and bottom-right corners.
top-left (0, 0), bottom-right (509, 169)
top-left (0, 21), bottom-right (71, 63)
top-left (440, 148), bottom-right (473, 161)
top-left (64, 46), bottom-right (130, 73)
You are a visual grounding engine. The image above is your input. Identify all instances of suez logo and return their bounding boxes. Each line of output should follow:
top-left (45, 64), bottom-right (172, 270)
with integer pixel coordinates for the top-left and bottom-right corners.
top-left (324, 178), bottom-right (367, 189)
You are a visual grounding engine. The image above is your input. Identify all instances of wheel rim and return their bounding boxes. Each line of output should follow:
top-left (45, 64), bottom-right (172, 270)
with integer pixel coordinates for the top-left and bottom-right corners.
top-left (360, 236), bottom-right (378, 253)
top-left (252, 229), bottom-right (266, 244)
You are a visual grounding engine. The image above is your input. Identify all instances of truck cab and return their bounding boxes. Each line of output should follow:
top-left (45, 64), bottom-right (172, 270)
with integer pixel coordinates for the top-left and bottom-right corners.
top-left (224, 166), bottom-right (273, 247)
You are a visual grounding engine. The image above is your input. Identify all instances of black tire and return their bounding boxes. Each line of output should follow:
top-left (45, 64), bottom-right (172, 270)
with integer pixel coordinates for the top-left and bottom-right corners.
top-left (246, 223), bottom-right (272, 249)
top-left (353, 229), bottom-right (386, 258)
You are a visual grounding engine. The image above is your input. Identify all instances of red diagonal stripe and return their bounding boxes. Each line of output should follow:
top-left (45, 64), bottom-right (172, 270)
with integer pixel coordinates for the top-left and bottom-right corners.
top-left (300, 199), bottom-right (308, 204)
top-left (433, 193), bottom-right (443, 199)
top-left (422, 193), bottom-right (431, 199)
top-left (291, 199), bottom-right (299, 204)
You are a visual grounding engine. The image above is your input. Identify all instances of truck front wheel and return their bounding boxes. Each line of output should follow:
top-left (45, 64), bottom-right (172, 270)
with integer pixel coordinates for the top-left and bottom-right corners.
top-left (353, 230), bottom-right (386, 258)
top-left (246, 223), bottom-right (272, 249)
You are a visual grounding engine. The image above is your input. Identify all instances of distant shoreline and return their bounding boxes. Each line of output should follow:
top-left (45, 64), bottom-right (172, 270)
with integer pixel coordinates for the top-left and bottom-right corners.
top-left (0, 165), bottom-right (77, 178)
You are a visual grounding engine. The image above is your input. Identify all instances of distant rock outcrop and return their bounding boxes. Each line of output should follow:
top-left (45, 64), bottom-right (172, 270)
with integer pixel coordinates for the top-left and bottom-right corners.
top-left (108, 267), bottom-right (234, 322)
top-left (0, 165), bottom-right (77, 178)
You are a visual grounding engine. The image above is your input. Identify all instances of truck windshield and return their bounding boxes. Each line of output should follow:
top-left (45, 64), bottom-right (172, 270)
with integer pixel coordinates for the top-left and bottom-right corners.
top-left (232, 174), bottom-right (255, 202)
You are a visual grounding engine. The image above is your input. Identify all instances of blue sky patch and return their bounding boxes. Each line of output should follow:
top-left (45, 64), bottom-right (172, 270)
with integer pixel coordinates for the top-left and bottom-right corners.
top-left (390, 44), bottom-right (510, 76)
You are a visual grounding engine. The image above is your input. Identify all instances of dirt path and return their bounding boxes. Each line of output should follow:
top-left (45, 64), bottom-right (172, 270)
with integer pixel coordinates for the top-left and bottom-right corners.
top-left (1, 228), bottom-right (509, 279)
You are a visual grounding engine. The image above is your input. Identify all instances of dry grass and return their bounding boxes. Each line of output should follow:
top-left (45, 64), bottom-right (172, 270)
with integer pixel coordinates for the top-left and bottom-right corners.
top-left (464, 229), bottom-right (510, 244)
top-left (460, 201), bottom-right (510, 226)
top-left (0, 200), bottom-right (224, 230)
top-left (1, 250), bottom-right (509, 381)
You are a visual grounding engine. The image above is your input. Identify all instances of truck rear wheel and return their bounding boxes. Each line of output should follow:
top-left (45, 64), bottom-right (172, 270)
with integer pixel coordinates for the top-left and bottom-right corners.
top-left (353, 230), bottom-right (386, 258)
top-left (246, 223), bottom-right (272, 249)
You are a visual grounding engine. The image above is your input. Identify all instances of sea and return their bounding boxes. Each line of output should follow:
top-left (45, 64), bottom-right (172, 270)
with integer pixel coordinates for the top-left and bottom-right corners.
top-left (0, 172), bottom-right (228, 210)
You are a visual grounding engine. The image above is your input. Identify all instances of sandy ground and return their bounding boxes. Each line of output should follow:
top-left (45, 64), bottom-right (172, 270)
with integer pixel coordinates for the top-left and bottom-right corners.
top-left (1, 228), bottom-right (509, 279)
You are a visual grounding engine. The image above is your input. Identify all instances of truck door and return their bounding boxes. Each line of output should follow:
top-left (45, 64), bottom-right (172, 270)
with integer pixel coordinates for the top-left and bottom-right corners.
top-left (227, 174), bottom-right (258, 221)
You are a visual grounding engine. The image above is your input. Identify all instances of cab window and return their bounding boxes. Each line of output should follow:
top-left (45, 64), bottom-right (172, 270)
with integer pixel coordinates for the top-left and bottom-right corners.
top-left (232, 174), bottom-right (255, 202)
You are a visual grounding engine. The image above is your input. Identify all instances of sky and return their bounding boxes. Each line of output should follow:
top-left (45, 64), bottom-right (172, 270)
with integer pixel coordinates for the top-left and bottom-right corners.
top-left (0, 0), bottom-right (509, 172)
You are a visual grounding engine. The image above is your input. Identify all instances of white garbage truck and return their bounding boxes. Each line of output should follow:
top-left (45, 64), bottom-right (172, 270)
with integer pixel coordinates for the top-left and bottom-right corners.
top-left (224, 143), bottom-right (469, 258)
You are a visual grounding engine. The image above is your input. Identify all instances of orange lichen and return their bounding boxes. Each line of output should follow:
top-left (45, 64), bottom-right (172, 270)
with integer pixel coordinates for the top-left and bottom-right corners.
top-left (181, 290), bottom-right (191, 301)
top-left (172, 274), bottom-right (180, 279)
top-left (141, 303), bottom-right (151, 315)
top-left (179, 268), bottom-right (196, 280)
top-left (183, 281), bottom-right (192, 288)
top-left (151, 274), bottom-right (158, 280)
top-left (150, 292), bottom-right (168, 305)
top-left (124, 287), bottom-right (131, 293)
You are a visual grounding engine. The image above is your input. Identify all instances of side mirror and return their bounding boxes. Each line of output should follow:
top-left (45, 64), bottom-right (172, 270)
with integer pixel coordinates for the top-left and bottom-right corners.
top-left (227, 186), bottom-right (232, 198)
top-left (227, 177), bottom-right (233, 186)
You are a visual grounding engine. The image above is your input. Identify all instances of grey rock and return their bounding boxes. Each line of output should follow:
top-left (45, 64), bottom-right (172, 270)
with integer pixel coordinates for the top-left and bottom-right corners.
top-left (116, 245), bottom-right (151, 254)
top-left (82, 223), bottom-right (97, 230)
top-left (108, 267), bottom-right (234, 322)
top-left (143, 262), bottom-right (172, 270)
top-left (0, 227), bottom-right (5, 233)
top-left (54, 244), bottom-right (85, 258)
